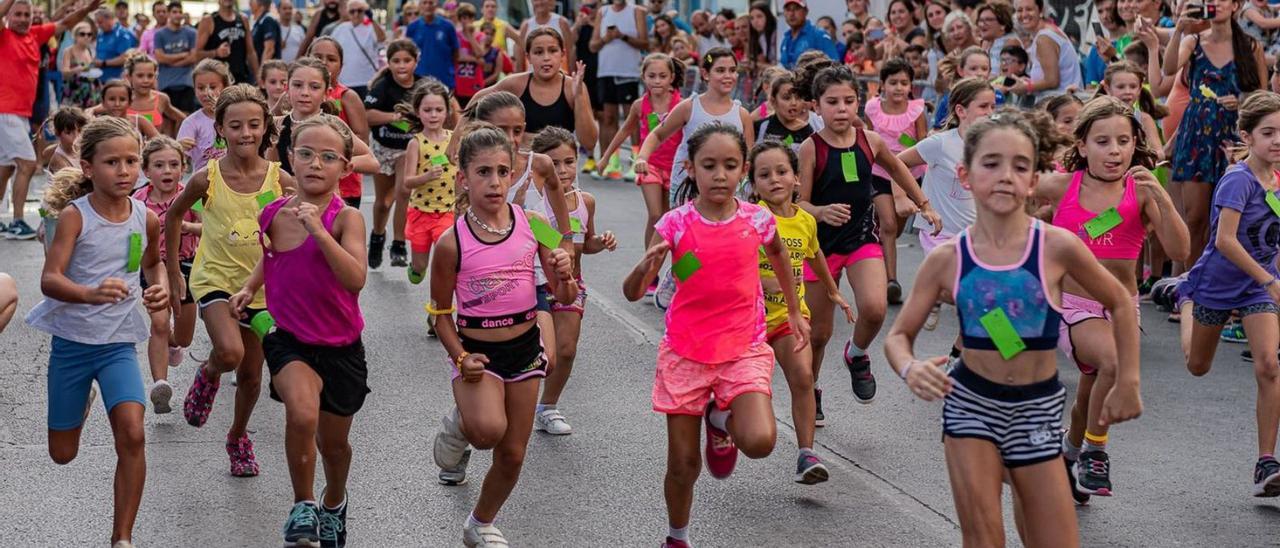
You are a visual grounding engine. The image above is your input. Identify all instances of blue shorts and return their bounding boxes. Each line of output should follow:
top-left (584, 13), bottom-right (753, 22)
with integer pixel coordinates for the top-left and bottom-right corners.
top-left (48, 336), bottom-right (145, 431)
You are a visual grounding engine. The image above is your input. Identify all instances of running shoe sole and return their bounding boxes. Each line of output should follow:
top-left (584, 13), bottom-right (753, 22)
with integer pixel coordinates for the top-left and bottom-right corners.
top-left (438, 449), bottom-right (471, 486)
top-left (1064, 458), bottom-right (1091, 505)
top-left (151, 382), bottom-right (173, 414)
top-left (796, 462), bottom-right (830, 485)
top-left (284, 540), bottom-right (320, 547)
top-left (1254, 469), bottom-right (1280, 497)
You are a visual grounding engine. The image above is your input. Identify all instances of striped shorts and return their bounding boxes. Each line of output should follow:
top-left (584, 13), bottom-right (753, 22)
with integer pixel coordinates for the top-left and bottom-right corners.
top-left (942, 362), bottom-right (1066, 468)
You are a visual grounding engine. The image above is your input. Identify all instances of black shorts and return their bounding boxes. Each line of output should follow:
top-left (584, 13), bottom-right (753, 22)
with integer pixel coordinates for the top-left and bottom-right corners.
top-left (597, 76), bottom-right (639, 105)
top-left (457, 323), bottom-right (547, 382)
top-left (343, 196), bottom-right (361, 209)
top-left (197, 290), bottom-right (266, 329)
top-left (584, 75), bottom-right (602, 112)
top-left (264, 329), bottom-right (370, 417)
top-left (142, 260), bottom-right (194, 304)
top-left (870, 174), bottom-right (891, 197)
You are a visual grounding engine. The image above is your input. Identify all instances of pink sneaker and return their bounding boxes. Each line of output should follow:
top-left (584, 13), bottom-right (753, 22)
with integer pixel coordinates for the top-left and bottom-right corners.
top-left (168, 345), bottom-right (184, 367)
top-left (226, 433), bottom-right (260, 477)
top-left (183, 365), bottom-right (220, 427)
top-left (662, 537), bottom-right (691, 548)
top-left (703, 401), bottom-right (737, 479)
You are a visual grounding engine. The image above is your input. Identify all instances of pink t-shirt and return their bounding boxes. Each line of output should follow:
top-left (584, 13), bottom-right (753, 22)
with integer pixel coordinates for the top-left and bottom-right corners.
top-left (654, 199), bottom-right (776, 363)
top-left (135, 184), bottom-right (200, 261)
top-left (865, 96), bottom-right (927, 180)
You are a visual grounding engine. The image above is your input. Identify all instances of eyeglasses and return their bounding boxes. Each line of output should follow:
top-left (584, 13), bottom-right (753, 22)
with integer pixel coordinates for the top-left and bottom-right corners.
top-left (77, 31), bottom-right (94, 36)
top-left (293, 147), bottom-right (348, 166)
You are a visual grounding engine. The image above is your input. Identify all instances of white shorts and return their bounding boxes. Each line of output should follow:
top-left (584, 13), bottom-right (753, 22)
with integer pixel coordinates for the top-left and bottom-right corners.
top-left (0, 114), bottom-right (35, 166)
top-left (918, 228), bottom-right (957, 254)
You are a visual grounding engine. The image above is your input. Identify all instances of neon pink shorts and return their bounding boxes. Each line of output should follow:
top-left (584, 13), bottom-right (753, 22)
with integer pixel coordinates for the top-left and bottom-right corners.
top-left (637, 169), bottom-right (671, 189)
top-left (802, 243), bottom-right (884, 282)
top-left (1057, 292), bottom-right (1140, 375)
top-left (652, 341), bottom-right (774, 415)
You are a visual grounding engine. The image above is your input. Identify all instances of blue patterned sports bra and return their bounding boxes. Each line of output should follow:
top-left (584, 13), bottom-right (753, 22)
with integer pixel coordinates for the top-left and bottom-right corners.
top-left (954, 220), bottom-right (1062, 352)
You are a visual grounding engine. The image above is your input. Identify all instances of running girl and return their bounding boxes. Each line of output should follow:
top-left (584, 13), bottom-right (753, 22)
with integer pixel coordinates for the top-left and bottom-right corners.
top-left (363, 39), bottom-right (422, 270)
top-left (1096, 61), bottom-right (1167, 158)
top-left (798, 66), bottom-right (940, 413)
top-left (933, 46), bottom-right (999, 129)
top-left (1036, 96), bottom-right (1188, 501)
top-left (753, 71), bottom-right (817, 150)
top-left (1040, 94), bottom-right (1084, 163)
top-left (25, 116), bottom-right (169, 548)
top-left (178, 59), bottom-right (232, 172)
top-left (751, 139), bottom-right (854, 483)
top-left (134, 136), bottom-right (202, 415)
top-left (230, 114), bottom-right (369, 547)
top-left (530, 127), bottom-right (618, 435)
top-left (596, 52), bottom-right (681, 255)
top-left (623, 123), bottom-right (806, 548)
top-left (398, 79), bottom-right (455, 285)
top-left (884, 110), bottom-right (1142, 547)
top-left (258, 59), bottom-right (290, 116)
top-left (90, 79), bottom-right (160, 139)
top-left (898, 77), bottom-right (997, 330)
top-left (44, 107), bottom-right (88, 175)
top-left (1178, 91), bottom-right (1280, 498)
top-left (865, 58), bottom-right (928, 305)
top-left (307, 37), bottom-right (371, 206)
top-left (427, 124), bottom-right (577, 547)
top-left (125, 54), bottom-right (185, 136)
top-left (469, 27), bottom-right (597, 151)
top-left (635, 47), bottom-right (754, 209)
top-left (167, 85), bottom-right (297, 477)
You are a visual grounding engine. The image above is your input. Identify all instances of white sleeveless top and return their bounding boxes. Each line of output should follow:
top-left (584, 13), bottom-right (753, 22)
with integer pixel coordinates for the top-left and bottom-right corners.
top-left (597, 3), bottom-right (643, 79)
top-left (527, 12), bottom-right (567, 38)
top-left (1027, 27), bottom-right (1083, 98)
top-left (27, 195), bottom-right (151, 345)
top-left (670, 93), bottom-right (743, 191)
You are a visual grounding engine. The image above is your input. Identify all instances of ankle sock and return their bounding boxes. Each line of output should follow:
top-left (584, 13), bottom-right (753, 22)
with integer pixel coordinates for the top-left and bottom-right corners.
top-left (535, 403), bottom-right (555, 414)
top-left (845, 341), bottom-right (866, 360)
top-left (323, 496), bottom-right (346, 513)
top-left (1062, 439), bottom-right (1081, 461)
top-left (466, 513), bottom-right (491, 528)
top-left (708, 406), bottom-right (730, 431)
top-left (1083, 431), bottom-right (1108, 453)
top-left (668, 526), bottom-right (688, 541)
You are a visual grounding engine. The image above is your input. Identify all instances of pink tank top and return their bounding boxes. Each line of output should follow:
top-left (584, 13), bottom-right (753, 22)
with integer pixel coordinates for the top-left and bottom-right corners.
top-left (260, 195), bottom-right (364, 346)
top-left (641, 90), bottom-right (681, 171)
top-left (865, 96), bottom-right (926, 180)
top-left (454, 205), bottom-right (539, 328)
top-left (1051, 171), bottom-right (1145, 261)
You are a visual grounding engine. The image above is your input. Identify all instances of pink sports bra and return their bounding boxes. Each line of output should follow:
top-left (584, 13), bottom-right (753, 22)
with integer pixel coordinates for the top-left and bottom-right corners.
top-left (1051, 170), bottom-right (1145, 261)
top-left (453, 204), bottom-right (539, 329)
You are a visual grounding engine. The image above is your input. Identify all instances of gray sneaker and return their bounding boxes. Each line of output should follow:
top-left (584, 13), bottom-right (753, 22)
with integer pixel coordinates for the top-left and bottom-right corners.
top-left (434, 408), bottom-right (470, 485)
top-left (653, 268), bottom-right (676, 310)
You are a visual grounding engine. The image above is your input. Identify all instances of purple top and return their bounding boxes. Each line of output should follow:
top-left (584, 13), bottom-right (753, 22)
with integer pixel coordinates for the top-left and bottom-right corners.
top-left (1182, 162), bottom-right (1280, 310)
top-left (260, 195), bottom-right (364, 346)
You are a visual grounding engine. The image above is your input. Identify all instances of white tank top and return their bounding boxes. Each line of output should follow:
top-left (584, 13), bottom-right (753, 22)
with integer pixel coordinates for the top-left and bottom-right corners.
top-left (597, 3), bottom-right (643, 79)
top-left (1028, 28), bottom-right (1083, 98)
top-left (26, 195), bottom-right (151, 345)
top-left (670, 93), bottom-right (743, 191)
top-left (527, 12), bottom-right (567, 38)
top-left (507, 152), bottom-right (538, 205)
top-left (547, 187), bottom-right (588, 245)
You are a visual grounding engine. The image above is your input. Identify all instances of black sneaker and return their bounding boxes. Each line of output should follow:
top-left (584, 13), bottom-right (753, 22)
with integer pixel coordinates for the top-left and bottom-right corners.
top-left (389, 240), bottom-right (408, 267)
top-left (283, 501), bottom-right (320, 547)
top-left (887, 279), bottom-right (903, 305)
top-left (1064, 457), bottom-right (1091, 505)
top-left (844, 340), bottom-right (876, 403)
top-left (318, 496), bottom-right (348, 548)
top-left (814, 388), bottom-right (825, 427)
top-left (367, 232), bottom-right (386, 269)
top-left (6, 219), bottom-right (36, 240)
top-left (1076, 450), bottom-right (1113, 496)
top-left (1254, 456), bottom-right (1280, 497)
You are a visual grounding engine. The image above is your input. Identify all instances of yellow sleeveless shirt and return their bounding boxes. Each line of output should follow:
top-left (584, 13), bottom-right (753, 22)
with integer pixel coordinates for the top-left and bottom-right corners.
top-left (409, 130), bottom-right (456, 214)
top-left (189, 160), bottom-right (282, 309)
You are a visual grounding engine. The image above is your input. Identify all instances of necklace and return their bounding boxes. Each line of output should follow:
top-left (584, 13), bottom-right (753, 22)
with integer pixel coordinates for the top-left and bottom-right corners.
top-left (467, 208), bottom-right (512, 235)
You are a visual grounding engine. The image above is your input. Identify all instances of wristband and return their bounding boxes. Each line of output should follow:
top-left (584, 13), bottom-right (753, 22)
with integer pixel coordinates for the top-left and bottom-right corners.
top-left (454, 351), bottom-right (470, 367)
top-left (900, 361), bottom-right (916, 380)
top-left (425, 302), bottom-right (456, 316)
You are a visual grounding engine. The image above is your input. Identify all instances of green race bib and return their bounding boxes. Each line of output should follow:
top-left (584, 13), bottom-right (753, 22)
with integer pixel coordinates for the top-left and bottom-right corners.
top-left (1267, 191), bottom-right (1280, 218)
top-left (1083, 207), bottom-right (1123, 239)
top-left (125, 232), bottom-right (142, 273)
top-left (430, 154), bottom-right (449, 166)
top-left (978, 307), bottom-right (1027, 360)
top-left (250, 311), bottom-right (276, 339)
top-left (898, 133), bottom-right (917, 148)
top-left (672, 251), bottom-right (702, 282)
top-left (191, 198), bottom-right (204, 213)
top-left (256, 190), bottom-right (277, 209)
top-left (647, 112), bottom-right (660, 131)
top-left (841, 151), bottom-right (859, 182)
top-left (528, 215), bottom-right (563, 248)
top-left (390, 119), bottom-right (411, 132)
top-left (569, 217), bottom-right (583, 233)
top-left (783, 134), bottom-right (794, 147)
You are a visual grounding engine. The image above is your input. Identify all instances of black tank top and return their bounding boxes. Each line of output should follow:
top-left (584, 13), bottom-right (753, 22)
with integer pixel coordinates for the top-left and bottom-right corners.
top-left (276, 115), bottom-right (294, 175)
top-left (810, 130), bottom-right (879, 256)
top-left (520, 74), bottom-right (576, 136)
top-left (207, 12), bottom-right (254, 85)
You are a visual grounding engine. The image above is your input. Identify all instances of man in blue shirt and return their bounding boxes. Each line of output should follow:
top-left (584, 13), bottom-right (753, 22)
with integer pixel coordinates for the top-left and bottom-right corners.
top-left (92, 7), bottom-right (135, 80)
top-left (778, 0), bottom-right (837, 69)
top-left (404, 0), bottom-right (458, 88)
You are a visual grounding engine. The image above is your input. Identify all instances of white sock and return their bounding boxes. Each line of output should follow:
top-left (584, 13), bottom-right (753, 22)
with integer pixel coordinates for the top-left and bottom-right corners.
top-left (536, 403), bottom-right (555, 414)
top-left (1062, 439), bottom-right (1081, 461)
top-left (845, 340), bottom-right (866, 360)
top-left (322, 496), bottom-right (346, 512)
top-left (708, 406), bottom-right (730, 431)
top-left (466, 513), bottom-right (491, 528)
top-left (668, 525), bottom-right (688, 541)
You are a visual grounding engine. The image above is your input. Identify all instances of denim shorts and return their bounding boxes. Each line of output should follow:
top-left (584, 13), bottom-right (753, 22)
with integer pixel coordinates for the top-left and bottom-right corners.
top-left (47, 336), bottom-right (145, 430)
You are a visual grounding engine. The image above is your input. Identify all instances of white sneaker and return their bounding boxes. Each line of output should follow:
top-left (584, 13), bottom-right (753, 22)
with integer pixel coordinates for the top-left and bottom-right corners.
top-left (112, 541), bottom-right (135, 548)
top-left (924, 304), bottom-right (941, 331)
top-left (433, 407), bottom-right (469, 470)
top-left (150, 380), bottom-right (173, 414)
top-left (653, 268), bottom-right (677, 310)
top-left (534, 408), bottom-right (573, 435)
top-left (463, 522), bottom-right (510, 547)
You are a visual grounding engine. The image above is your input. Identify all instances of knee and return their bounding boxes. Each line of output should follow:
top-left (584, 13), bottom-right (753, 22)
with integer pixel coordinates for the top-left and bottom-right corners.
top-left (318, 436), bottom-right (352, 463)
top-left (15, 160), bottom-right (36, 177)
top-left (234, 367), bottom-right (262, 393)
top-left (285, 406), bottom-right (319, 435)
top-left (49, 444), bottom-right (78, 465)
top-left (492, 444), bottom-right (527, 471)
top-left (735, 426), bottom-right (777, 459)
top-left (464, 418), bottom-right (506, 450)
top-left (114, 422), bottom-right (146, 455)
top-left (647, 211), bottom-right (663, 228)
top-left (1187, 358), bottom-right (1212, 377)
top-left (1256, 358), bottom-right (1280, 385)
top-left (861, 302), bottom-right (887, 326)
top-left (810, 322), bottom-right (834, 347)
top-left (150, 316), bottom-right (171, 338)
top-left (666, 451), bottom-right (701, 484)
top-left (556, 344), bottom-right (578, 369)
top-left (211, 346), bottom-right (244, 371)
top-left (879, 215), bottom-right (898, 236)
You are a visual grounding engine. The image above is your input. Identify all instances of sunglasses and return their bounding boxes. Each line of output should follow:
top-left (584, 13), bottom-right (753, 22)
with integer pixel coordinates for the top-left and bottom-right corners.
top-left (77, 31), bottom-right (94, 36)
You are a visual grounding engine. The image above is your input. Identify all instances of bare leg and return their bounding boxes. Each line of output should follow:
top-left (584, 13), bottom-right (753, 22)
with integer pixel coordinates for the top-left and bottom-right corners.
top-left (273, 361), bottom-right (324, 502)
top-left (725, 392), bottom-right (777, 459)
top-left (471, 378), bottom-right (540, 523)
top-left (663, 414), bottom-right (702, 531)
top-left (316, 411), bottom-right (355, 508)
top-left (147, 308), bottom-right (172, 383)
top-left (943, 437), bottom-right (1009, 547)
top-left (1008, 458), bottom-right (1081, 547)
top-left (229, 325), bottom-right (265, 440)
top-left (771, 335), bottom-right (816, 449)
top-left (108, 402), bottom-right (147, 544)
top-left (1242, 312), bottom-right (1280, 457)
top-left (540, 311), bottom-right (582, 405)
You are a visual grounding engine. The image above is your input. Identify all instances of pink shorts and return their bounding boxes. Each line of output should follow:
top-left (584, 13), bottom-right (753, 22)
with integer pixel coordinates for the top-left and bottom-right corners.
top-left (1057, 292), bottom-right (1140, 375)
top-left (637, 168), bottom-right (671, 189)
top-left (802, 243), bottom-right (884, 282)
top-left (652, 341), bottom-right (774, 415)
top-left (918, 229), bottom-right (957, 255)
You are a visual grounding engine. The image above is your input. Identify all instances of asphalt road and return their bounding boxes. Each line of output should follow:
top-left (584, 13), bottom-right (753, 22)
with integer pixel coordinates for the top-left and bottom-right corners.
top-left (1, 173), bottom-right (1278, 547)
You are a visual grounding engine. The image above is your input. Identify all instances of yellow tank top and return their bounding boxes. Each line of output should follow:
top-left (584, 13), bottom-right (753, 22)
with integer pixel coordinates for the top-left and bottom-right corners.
top-left (409, 131), bottom-right (456, 213)
top-left (189, 160), bottom-right (283, 309)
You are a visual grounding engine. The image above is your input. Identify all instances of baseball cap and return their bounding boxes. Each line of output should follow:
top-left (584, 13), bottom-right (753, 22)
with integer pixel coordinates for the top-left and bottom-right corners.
top-left (784, 0), bottom-right (807, 7)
